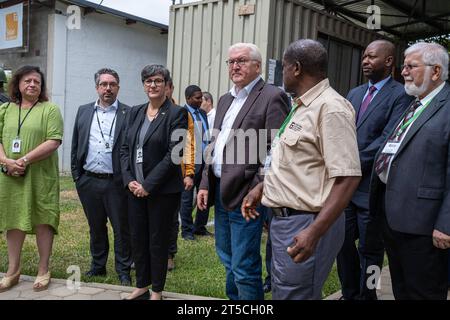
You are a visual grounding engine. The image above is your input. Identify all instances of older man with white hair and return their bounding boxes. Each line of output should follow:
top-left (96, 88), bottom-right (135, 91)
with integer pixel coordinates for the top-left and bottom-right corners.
top-left (198, 42), bottom-right (290, 300)
top-left (367, 42), bottom-right (450, 299)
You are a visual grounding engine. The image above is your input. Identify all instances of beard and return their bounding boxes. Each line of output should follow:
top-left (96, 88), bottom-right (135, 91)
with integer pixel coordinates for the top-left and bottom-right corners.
top-left (404, 67), bottom-right (432, 97)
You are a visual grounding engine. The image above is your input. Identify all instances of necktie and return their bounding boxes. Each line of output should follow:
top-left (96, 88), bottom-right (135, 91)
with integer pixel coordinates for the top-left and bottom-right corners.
top-left (357, 85), bottom-right (377, 124)
top-left (193, 109), bottom-right (207, 150)
top-left (374, 100), bottom-right (422, 175)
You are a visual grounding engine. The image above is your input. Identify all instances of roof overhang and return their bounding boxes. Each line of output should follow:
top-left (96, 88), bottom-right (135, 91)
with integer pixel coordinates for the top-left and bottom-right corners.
top-left (300, 0), bottom-right (449, 41)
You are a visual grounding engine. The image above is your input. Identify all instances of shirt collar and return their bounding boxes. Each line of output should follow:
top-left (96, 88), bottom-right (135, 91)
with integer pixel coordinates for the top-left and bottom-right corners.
top-left (296, 78), bottom-right (330, 108)
top-left (230, 75), bottom-right (262, 98)
top-left (368, 75), bottom-right (391, 92)
top-left (419, 81), bottom-right (445, 107)
top-left (185, 104), bottom-right (199, 114)
top-left (95, 99), bottom-right (118, 111)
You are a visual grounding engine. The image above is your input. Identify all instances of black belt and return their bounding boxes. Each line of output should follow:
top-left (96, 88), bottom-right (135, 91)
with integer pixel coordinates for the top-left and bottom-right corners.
top-left (271, 207), bottom-right (316, 217)
top-left (85, 171), bottom-right (114, 179)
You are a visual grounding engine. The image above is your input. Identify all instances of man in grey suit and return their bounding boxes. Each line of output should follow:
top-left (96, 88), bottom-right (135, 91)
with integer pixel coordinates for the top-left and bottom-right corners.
top-left (368, 42), bottom-right (450, 299)
top-left (336, 40), bottom-right (412, 300)
top-left (71, 68), bottom-right (132, 285)
top-left (197, 43), bottom-right (290, 300)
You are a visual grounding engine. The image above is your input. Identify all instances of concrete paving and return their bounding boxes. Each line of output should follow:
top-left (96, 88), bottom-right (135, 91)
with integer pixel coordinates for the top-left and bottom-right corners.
top-left (325, 266), bottom-right (450, 300)
top-left (0, 272), bottom-right (217, 300)
top-left (2, 268), bottom-right (449, 300)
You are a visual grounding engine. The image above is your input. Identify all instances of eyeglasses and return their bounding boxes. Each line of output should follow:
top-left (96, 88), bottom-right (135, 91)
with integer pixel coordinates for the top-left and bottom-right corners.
top-left (98, 82), bottom-right (118, 89)
top-left (144, 78), bottom-right (165, 86)
top-left (401, 64), bottom-right (433, 71)
top-left (225, 58), bottom-right (258, 67)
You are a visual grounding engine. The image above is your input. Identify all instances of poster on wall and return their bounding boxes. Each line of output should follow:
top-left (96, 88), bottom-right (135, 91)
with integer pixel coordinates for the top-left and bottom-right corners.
top-left (0, 3), bottom-right (23, 50)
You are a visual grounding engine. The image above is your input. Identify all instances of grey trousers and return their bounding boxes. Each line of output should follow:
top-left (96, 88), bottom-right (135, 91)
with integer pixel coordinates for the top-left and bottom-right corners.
top-left (271, 213), bottom-right (345, 300)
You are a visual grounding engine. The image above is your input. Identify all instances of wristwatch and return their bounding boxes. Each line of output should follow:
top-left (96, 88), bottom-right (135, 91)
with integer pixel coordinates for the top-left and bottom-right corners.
top-left (22, 156), bottom-right (29, 165)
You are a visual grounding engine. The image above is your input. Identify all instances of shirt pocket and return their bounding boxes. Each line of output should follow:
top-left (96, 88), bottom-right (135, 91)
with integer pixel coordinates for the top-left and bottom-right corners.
top-left (281, 129), bottom-right (300, 146)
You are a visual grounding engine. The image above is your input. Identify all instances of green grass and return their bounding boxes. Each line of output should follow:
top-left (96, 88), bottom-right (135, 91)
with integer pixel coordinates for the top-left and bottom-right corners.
top-left (0, 176), bottom-right (341, 299)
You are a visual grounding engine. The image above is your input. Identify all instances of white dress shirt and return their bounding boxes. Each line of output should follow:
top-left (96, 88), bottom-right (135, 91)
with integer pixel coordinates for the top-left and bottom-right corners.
top-left (212, 76), bottom-right (261, 177)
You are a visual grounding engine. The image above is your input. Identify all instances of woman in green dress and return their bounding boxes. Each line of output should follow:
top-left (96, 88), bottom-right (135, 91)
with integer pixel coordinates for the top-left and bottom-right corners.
top-left (0, 66), bottom-right (63, 292)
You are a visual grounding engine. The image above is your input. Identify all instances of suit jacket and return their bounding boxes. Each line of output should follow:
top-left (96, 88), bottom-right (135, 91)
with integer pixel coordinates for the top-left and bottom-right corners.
top-left (184, 105), bottom-right (208, 176)
top-left (347, 78), bottom-right (413, 206)
top-left (120, 98), bottom-right (188, 195)
top-left (369, 83), bottom-right (450, 236)
top-left (71, 101), bottom-right (130, 186)
top-left (199, 78), bottom-right (290, 211)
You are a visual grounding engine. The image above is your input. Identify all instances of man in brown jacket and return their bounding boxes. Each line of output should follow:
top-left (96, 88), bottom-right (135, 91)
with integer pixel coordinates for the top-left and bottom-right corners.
top-left (197, 42), bottom-right (290, 300)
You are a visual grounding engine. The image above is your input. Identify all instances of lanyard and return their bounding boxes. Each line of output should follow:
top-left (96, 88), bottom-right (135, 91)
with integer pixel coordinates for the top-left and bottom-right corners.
top-left (276, 101), bottom-right (300, 138)
top-left (395, 100), bottom-right (431, 137)
top-left (95, 107), bottom-right (117, 147)
top-left (17, 100), bottom-right (39, 137)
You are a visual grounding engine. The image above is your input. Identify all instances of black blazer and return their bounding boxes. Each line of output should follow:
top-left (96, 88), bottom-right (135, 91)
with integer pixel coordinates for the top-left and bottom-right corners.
top-left (347, 78), bottom-right (412, 198)
top-left (369, 83), bottom-right (450, 236)
top-left (71, 101), bottom-right (130, 185)
top-left (120, 98), bottom-right (188, 195)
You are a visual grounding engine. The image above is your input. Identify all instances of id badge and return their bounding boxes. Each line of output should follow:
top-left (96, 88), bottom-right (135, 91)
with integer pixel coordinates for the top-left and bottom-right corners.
top-left (136, 147), bottom-right (143, 164)
top-left (104, 142), bottom-right (112, 154)
top-left (11, 138), bottom-right (21, 154)
top-left (382, 142), bottom-right (400, 155)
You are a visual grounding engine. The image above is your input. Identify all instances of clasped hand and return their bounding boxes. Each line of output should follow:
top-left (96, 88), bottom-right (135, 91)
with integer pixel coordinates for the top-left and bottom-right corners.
top-left (5, 158), bottom-right (26, 176)
top-left (128, 181), bottom-right (149, 198)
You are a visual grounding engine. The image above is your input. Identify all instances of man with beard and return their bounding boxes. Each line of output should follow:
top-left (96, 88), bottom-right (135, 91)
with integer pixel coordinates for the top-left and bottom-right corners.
top-left (367, 42), bottom-right (450, 299)
top-left (71, 68), bottom-right (132, 285)
top-left (336, 40), bottom-right (412, 300)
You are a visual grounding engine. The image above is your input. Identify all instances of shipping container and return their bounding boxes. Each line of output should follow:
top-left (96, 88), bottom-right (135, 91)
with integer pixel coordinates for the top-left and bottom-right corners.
top-left (167, 0), bottom-right (384, 104)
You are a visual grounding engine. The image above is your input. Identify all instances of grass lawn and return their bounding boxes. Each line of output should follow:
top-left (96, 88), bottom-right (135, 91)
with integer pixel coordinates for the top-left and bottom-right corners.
top-left (0, 176), bottom-right (341, 299)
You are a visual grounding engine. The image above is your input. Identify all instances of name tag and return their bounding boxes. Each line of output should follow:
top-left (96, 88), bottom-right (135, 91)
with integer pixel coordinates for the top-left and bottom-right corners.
top-left (104, 142), bottom-right (112, 154)
top-left (11, 138), bottom-right (21, 154)
top-left (382, 142), bottom-right (400, 154)
top-left (136, 147), bottom-right (143, 164)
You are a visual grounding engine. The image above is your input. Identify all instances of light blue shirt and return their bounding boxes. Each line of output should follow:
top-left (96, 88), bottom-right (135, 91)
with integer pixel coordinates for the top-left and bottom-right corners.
top-left (363, 76), bottom-right (391, 101)
top-left (83, 99), bottom-right (118, 174)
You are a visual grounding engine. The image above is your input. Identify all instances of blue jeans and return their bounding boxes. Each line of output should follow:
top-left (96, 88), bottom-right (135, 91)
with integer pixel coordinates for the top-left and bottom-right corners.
top-left (214, 181), bottom-right (264, 300)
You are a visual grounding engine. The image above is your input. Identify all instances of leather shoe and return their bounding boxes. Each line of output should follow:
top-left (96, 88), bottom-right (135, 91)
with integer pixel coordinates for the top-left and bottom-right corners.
top-left (124, 289), bottom-right (150, 300)
top-left (194, 229), bottom-right (214, 237)
top-left (119, 274), bottom-right (131, 286)
top-left (182, 233), bottom-right (195, 241)
top-left (85, 269), bottom-right (106, 277)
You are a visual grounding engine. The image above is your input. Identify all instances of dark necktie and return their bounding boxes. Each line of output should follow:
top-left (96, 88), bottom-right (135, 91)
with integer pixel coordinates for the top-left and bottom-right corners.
top-left (193, 109), bottom-right (208, 150)
top-left (357, 85), bottom-right (377, 124)
top-left (374, 100), bottom-right (422, 176)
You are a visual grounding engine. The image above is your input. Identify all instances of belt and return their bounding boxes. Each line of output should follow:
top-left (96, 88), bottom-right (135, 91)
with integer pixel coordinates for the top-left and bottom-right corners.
top-left (85, 171), bottom-right (114, 179)
top-left (271, 207), bottom-right (316, 217)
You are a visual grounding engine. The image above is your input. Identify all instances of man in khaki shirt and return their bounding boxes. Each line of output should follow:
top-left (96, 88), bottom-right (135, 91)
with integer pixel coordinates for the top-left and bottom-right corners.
top-left (242, 39), bottom-right (361, 300)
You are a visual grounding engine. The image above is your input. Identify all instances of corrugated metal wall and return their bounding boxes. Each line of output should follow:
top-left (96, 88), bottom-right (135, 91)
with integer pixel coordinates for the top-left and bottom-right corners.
top-left (167, 0), bottom-right (381, 104)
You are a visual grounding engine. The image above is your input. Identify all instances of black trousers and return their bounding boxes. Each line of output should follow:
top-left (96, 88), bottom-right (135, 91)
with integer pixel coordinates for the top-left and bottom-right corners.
top-left (337, 200), bottom-right (384, 300)
top-left (379, 189), bottom-right (448, 300)
top-left (76, 175), bottom-right (132, 276)
top-left (128, 192), bottom-right (181, 291)
top-left (179, 171), bottom-right (210, 237)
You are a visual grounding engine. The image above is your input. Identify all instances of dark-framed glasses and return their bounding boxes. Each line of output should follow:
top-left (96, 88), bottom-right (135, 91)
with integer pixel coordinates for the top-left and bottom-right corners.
top-left (144, 78), bottom-right (165, 86)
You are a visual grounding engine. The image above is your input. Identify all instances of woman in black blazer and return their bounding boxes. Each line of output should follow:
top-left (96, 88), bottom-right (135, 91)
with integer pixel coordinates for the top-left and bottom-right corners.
top-left (121, 65), bottom-right (187, 300)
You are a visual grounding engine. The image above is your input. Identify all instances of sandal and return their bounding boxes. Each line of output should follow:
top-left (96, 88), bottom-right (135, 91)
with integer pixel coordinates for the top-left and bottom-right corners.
top-left (33, 271), bottom-right (51, 292)
top-left (0, 270), bottom-right (21, 293)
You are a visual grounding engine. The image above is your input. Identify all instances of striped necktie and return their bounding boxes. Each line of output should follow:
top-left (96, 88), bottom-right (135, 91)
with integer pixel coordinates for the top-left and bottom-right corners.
top-left (374, 99), bottom-right (422, 176)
